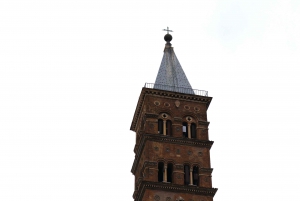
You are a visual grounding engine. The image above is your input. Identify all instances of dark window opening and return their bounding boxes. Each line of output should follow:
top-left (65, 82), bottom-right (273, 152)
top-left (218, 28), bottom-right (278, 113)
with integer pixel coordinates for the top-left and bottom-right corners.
top-left (184, 165), bottom-right (190, 185)
top-left (166, 120), bottom-right (172, 136)
top-left (158, 162), bottom-right (164, 182)
top-left (158, 119), bottom-right (163, 134)
top-left (167, 163), bottom-right (173, 183)
top-left (182, 122), bottom-right (188, 138)
top-left (193, 166), bottom-right (199, 186)
top-left (191, 123), bottom-right (196, 139)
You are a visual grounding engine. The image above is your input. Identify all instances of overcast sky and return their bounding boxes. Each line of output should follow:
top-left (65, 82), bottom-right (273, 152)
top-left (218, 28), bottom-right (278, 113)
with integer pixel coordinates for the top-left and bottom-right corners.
top-left (1, 0), bottom-right (300, 200)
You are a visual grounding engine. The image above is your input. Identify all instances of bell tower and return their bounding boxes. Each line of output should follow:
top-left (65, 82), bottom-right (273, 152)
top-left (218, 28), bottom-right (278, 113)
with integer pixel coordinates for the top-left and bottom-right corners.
top-left (130, 30), bottom-right (217, 201)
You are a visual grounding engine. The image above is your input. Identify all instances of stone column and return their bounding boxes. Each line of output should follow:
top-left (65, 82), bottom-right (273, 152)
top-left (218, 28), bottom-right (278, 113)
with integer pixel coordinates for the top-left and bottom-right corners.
top-left (187, 123), bottom-right (191, 139)
top-left (189, 168), bottom-right (193, 185)
top-left (163, 166), bottom-right (167, 182)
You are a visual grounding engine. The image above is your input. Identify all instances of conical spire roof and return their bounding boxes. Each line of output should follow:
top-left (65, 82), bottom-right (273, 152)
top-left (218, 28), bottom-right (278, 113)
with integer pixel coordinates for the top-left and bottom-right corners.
top-left (154, 34), bottom-right (194, 94)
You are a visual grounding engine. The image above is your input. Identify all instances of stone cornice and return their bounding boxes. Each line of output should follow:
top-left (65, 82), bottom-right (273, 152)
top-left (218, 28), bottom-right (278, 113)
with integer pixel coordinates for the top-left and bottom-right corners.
top-left (198, 120), bottom-right (210, 126)
top-left (144, 113), bottom-right (159, 119)
top-left (130, 87), bottom-right (212, 132)
top-left (131, 134), bottom-right (214, 174)
top-left (133, 181), bottom-right (218, 200)
top-left (174, 117), bottom-right (183, 122)
top-left (199, 168), bottom-right (214, 174)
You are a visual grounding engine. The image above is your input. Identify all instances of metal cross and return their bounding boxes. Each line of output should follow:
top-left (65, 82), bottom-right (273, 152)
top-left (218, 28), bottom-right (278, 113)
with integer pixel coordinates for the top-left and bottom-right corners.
top-left (163, 27), bottom-right (173, 34)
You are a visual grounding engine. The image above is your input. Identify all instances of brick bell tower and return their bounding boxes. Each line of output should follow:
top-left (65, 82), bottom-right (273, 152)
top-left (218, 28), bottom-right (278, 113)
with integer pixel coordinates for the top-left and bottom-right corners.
top-left (130, 28), bottom-right (218, 201)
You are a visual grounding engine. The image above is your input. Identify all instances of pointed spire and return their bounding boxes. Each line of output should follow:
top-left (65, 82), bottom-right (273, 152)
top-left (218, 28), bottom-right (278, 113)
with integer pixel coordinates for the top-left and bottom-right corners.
top-left (154, 30), bottom-right (194, 94)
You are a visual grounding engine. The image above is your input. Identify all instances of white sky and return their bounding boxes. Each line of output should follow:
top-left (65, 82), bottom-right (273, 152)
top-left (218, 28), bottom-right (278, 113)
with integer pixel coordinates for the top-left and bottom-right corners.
top-left (1, 0), bottom-right (300, 200)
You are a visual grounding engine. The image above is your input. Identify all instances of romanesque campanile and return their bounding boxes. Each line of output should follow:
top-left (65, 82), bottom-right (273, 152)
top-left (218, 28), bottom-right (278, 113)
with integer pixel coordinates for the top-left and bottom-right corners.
top-left (130, 29), bottom-right (218, 201)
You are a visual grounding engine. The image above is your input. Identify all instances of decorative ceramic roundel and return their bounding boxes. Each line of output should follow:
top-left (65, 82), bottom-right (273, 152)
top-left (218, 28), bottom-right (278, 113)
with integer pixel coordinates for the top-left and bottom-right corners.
top-left (175, 100), bottom-right (180, 107)
top-left (154, 195), bottom-right (160, 201)
top-left (184, 105), bottom-right (190, 110)
top-left (186, 116), bottom-right (192, 122)
top-left (176, 196), bottom-right (184, 201)
top-left (162, 113), bottom-right (168, 118)
top-left (194, 107), bottom-right (200, 111)
top-left (154, 101), bottom-right (160, 106)
top-left (164, 102), bottom-right (170, 107)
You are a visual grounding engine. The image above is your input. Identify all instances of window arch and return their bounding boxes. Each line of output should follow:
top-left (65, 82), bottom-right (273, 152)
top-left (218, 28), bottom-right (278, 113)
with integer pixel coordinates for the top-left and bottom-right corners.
top-left (184, 164), bottom-right (199, 186)
top-left (158, 113), bottom-right (172, 136)
top-left (183, 116), bottom-right (197, 139)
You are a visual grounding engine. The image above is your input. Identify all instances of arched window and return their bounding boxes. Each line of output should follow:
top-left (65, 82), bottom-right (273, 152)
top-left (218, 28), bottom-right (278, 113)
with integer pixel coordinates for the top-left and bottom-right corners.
top-left (184, 165), bottom-right (190, 185)
top-left (158, 119), bottom-right (163, 134)
top-left (158, 162), bottom-right (164, 182)
top-left (166, 120), bottom-right (172, 136)
top-left (193, 166), bottom-right (199, 186)
top-left (167, 163), bottom-right (173, 183)
top-left (191, 123), bottom-right (196, 139)
top-left (182, 122), bottom-right (188, 138)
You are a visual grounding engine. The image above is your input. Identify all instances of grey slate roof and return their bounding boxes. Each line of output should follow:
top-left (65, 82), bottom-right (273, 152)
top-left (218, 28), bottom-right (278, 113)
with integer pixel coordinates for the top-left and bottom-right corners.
top-left (154, 42), bottom-right (193, 93)
top-left (154, 43), bottom-right (192, 91)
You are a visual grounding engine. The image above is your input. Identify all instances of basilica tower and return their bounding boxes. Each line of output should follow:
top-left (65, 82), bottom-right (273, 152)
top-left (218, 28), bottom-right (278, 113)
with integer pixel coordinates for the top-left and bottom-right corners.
top-left (130, 30), bottom-right (217, 201)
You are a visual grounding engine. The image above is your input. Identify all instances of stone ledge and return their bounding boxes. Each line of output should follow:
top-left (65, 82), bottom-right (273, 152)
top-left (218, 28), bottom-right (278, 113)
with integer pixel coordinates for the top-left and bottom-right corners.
top-left (133, 181), bottom-right (218, 200)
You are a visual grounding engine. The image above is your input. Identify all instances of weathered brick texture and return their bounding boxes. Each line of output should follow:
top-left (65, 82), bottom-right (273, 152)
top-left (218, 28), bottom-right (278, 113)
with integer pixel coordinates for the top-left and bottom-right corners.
top-left (131, 88), bottom-right (217, 201)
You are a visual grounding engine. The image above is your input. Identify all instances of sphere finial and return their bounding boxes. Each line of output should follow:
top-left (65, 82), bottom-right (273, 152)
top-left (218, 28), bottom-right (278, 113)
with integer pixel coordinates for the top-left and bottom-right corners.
top-left (164, 34), bottom-right (172, 42)
top-left (163, 27), bottom-right (173, 42)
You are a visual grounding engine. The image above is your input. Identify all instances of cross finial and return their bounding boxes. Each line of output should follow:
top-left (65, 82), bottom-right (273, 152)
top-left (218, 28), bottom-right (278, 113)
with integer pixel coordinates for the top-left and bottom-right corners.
top-left (163, 27), bottom-right (173, 34)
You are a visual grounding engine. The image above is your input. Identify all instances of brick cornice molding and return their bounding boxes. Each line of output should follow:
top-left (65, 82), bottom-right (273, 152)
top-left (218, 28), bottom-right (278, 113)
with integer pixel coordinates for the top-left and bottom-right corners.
top-left (130, 88), bottom-right (212, 132)
top-left (144, 161), bottom-right (158, 168)
top-left (133, 181), bottom-right (218, 200)
top-left (131, 134), bottom-right (214, 174)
